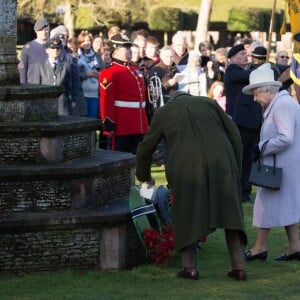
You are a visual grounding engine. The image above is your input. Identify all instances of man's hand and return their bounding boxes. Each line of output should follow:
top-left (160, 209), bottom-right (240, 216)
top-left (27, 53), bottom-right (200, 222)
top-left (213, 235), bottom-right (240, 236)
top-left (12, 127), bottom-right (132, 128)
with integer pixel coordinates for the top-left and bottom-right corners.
top-left (146, 176), bottom-right (155, 187)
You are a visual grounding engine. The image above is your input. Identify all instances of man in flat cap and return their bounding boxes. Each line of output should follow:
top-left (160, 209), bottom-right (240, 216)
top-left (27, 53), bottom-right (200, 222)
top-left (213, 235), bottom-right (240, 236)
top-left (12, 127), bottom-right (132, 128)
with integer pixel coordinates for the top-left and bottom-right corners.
top-left (18, 18), bottom-right (50, 84)
top-left (32, 37), bottom-right (72, 116)
top-left (224, 44), bottom-right (262, 204)
top-left (99, 33), bottom-right (148, 154)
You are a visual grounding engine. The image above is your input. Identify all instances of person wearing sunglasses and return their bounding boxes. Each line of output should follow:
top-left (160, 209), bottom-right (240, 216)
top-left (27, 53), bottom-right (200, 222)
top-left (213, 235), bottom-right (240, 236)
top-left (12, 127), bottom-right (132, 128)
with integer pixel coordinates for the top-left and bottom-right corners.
top-left (276, 51), bottom-right (290, 66)
top-left (275, 50), bottom-right (294, 92)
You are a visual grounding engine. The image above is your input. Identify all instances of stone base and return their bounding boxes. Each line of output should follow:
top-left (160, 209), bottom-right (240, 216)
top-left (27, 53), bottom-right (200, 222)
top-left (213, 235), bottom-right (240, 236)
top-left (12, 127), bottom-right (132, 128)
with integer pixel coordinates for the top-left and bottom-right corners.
top-left (0, 85), bottom-right (64, 122)
top-left (0, 150), bottom-right (146, 276)
top-left (0, 150), bottom-right (136, 212)
top-left (0, 201), bottom-right (145, 275)
top-left (0, 116), bottom-right (101, 163)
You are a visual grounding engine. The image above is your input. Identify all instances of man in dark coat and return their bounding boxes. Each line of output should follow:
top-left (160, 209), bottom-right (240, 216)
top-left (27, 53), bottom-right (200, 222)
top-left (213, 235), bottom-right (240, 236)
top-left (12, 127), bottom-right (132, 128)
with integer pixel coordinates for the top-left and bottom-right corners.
top-left (51, 25), bottom-right (86, 116)
top-left (224, 44), bottom-right (262, 203)
top-left (147, 45), bottom-right (178, 108)
top-left (171, 33), bottom-right (189, 72)
top-left (136, 92), bottom-right (247, 281)
top-left (32, 37), bottom-right (72, 116)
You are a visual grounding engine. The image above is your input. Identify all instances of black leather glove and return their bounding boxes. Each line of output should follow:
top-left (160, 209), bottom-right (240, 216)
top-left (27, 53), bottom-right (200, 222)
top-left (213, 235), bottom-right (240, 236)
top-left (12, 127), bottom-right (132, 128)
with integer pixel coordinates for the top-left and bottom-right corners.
top-left (102, 117), bottom-right (116, 132)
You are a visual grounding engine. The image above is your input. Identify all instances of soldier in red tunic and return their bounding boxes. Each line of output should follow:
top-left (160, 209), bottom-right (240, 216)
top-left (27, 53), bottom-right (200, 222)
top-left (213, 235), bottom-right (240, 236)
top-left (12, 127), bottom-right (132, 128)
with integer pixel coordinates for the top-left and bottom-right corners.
top-left (99, 33), bottom-right (149, 154)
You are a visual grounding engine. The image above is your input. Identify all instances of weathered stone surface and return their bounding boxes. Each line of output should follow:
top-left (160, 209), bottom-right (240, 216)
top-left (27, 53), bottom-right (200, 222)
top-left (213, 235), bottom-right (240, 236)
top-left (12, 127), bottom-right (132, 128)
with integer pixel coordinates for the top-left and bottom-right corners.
top-left (0, 85), bottom-right (64, 121)
top-left (0, 0), bottom-right (19, 84)
top-left (0, 117), bottom-right (100, 163)
top-left (0, 202), bottom-right (144, 275)
top-left (0, 1), bottom-right (143, 275)
top-left (0, 147), bottom-right (141, 275)
top-left (0, 150), bottom-right (136, 212)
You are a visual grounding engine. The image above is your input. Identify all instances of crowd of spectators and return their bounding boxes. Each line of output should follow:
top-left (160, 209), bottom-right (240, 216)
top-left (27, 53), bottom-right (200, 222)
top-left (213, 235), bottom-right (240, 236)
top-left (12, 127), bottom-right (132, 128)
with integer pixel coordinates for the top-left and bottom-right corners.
top-left (17, 17), bottom-right (300, 281)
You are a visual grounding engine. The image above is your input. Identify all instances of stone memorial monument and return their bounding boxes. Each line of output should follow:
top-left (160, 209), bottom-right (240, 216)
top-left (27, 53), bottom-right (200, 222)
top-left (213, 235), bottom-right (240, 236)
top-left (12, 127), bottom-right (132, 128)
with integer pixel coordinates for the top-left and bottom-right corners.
top-left (0, 0), bottom-right (141, 276)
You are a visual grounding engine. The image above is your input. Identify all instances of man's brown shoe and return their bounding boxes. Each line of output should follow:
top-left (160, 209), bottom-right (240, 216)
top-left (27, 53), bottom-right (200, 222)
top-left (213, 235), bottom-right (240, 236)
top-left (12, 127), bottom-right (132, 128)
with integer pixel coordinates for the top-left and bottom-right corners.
top-left (177, 268), bottom-right (199, 280)
top-left (227, 269), bottom-right (247, 281)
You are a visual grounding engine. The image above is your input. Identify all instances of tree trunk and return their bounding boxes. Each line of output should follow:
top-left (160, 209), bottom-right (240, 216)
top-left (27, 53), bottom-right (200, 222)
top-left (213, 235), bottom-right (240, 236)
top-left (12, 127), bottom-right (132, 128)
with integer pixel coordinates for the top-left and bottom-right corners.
top-left (194, 0), bottom-right (212, 51)
top-left (164, 31), bottom-right (168, 47)
top-left (64, 0), bottom-right (74, 37)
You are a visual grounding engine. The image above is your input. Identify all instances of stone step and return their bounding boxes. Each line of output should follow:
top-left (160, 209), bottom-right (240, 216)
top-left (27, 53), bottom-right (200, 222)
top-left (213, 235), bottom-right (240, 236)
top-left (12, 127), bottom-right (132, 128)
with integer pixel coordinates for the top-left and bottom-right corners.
top-left (0, 150), bottom-right (136, 213)
top-left (0, 201), bottom-right (144, 275)
top-left (0, 85), bottom-right (64, 122)
top-left (0, 116), bottom-right (101, 163)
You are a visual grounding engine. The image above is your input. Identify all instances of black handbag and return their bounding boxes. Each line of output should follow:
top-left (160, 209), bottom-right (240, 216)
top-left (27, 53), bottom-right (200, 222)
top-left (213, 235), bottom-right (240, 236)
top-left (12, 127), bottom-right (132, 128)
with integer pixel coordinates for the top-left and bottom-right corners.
top-left (249, 140), bottom-right (282, 190)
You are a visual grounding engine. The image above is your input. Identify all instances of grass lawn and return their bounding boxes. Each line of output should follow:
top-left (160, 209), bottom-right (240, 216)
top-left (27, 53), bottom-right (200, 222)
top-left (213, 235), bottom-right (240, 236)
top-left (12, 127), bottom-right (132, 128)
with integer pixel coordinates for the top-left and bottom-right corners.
top-left (1, 166), bottom-right (299, 299)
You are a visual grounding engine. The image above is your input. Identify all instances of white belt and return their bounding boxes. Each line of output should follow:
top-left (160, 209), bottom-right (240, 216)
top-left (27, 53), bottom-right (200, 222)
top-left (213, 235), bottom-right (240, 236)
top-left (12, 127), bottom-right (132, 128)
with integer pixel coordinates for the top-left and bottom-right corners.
top-left (114, 100), bottom-right (146, 108)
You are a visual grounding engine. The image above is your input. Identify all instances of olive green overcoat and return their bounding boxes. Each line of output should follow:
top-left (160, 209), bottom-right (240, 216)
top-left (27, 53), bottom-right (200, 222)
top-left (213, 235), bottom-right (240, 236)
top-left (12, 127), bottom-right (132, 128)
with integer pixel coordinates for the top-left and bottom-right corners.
top-left (136, 94), bottom-right (247, 250)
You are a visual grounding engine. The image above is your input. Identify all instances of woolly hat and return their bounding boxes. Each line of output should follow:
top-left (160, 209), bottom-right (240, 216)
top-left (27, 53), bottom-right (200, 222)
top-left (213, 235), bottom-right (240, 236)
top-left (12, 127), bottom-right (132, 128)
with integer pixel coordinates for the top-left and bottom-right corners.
top-left (50, 25), bottom-right (69, 38)
top-left (188, 50), bottom-right (200, 62)
top-left (242, 63), bottom-right (282, 95)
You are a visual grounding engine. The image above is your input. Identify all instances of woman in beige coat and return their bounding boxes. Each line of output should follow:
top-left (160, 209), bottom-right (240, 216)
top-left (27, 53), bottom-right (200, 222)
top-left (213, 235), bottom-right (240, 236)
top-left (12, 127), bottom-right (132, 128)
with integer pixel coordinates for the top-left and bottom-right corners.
top-left (242, 63), bottom-right (300, 261)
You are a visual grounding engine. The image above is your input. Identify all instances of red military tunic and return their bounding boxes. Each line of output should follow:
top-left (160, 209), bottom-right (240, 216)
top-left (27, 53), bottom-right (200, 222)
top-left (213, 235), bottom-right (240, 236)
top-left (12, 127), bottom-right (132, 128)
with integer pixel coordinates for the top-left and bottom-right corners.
top-left (99, 60), bottom-right (149, 136)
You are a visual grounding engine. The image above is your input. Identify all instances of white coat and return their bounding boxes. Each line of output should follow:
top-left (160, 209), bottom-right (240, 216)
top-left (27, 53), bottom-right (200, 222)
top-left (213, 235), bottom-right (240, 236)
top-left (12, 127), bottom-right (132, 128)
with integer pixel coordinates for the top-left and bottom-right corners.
top-left (253, 90), bottom-right (300, 228)
top-left (178, 67), bottom-right (207, 97)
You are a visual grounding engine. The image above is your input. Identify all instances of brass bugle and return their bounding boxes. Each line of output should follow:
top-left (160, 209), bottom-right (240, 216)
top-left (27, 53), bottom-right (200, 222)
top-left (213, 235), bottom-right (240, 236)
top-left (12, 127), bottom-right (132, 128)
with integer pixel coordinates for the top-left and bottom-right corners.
top-left (148, 72), bottom-right (163, 109)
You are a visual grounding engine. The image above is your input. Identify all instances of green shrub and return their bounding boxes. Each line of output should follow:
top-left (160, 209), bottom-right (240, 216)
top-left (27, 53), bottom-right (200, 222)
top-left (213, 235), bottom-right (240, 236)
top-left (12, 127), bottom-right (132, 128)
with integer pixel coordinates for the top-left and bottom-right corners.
top-left (181, 10), bottom-right (198, 31)
top-left (227, 7), bottom-right (284, 32)
top-left (148, 7), bottom-right (181, 31)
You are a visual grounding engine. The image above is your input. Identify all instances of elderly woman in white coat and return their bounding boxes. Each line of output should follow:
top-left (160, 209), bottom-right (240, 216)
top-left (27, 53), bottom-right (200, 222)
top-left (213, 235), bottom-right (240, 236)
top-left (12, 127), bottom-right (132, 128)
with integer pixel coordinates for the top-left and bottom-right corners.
top-left (242, 63), bottom-right (300, 261)
top-left (177, 51), bottom-right (207, 96)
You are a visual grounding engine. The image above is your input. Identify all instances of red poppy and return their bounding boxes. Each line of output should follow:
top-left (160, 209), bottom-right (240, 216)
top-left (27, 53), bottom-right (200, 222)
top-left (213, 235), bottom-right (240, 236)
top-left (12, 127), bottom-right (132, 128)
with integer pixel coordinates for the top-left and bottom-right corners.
top-left (142, 225), bottom-right (175, 266)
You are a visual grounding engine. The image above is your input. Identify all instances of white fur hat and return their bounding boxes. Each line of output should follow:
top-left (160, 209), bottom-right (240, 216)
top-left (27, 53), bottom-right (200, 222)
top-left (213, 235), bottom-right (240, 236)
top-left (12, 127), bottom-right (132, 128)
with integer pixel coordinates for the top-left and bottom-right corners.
top-left (188, 50), bottom-right (200, 62)
top-left (242, 63), bottom-right (282, 95)
top-left (50, 25), bottom-right (69, 38)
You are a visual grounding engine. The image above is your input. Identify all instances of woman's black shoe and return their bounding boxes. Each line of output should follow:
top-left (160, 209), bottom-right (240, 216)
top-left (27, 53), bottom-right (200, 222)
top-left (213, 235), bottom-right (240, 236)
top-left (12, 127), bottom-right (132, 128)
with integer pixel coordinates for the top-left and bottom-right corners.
top-left (274, 251), bottom-right (300, 261)
top-left (245, 250), bottom-right (268, 261)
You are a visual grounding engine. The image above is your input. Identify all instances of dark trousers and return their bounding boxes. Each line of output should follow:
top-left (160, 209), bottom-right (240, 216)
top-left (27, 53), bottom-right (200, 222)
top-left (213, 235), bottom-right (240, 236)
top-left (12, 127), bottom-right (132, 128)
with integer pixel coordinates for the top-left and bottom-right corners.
top-left (113, 134), bottom-right (144, 154)
top-left (180, 229), bottom-right (245, 270)
top-left (238, 126), bottom-right (260, 199)
top-left (99, 131), bottom-right (111, 150)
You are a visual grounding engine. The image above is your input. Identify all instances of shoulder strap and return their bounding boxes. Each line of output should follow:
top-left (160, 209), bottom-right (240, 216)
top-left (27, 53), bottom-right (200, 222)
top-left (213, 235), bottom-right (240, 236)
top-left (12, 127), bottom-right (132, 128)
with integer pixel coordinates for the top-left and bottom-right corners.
top-left (260, 140), bottom-right (269, 155)
top-left (260, 140), bottom-right (277, 169)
